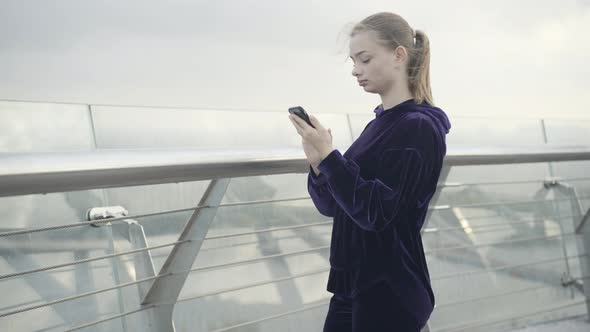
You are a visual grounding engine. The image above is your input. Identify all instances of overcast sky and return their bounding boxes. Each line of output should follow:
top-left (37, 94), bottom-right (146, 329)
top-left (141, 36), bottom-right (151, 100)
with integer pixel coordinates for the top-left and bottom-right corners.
top-left (1, 0), bottom-right (589, 120)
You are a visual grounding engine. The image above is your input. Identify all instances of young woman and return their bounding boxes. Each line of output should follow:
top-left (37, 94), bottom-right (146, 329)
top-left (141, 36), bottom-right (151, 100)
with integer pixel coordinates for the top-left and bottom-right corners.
top-left (289, 12), bottom-right (451, 332)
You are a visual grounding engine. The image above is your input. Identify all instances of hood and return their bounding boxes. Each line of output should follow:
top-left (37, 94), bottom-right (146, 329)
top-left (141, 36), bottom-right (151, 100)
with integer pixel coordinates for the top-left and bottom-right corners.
top-left (415, 103), bottom-right (452, 135)
top-left (374, 99), bottom-right (451, 134)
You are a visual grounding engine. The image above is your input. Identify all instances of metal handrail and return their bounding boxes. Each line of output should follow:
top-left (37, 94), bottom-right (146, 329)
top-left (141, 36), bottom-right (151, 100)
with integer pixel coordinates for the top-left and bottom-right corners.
top-left (423, 214), bottom-right (574, 234)
top-left (0, 240), bottom-right (189, 281)
top-left (0, 195), bottom-right (584, 238)
top-left (0, 225), bottom-right (581, 282)
top-left (178, 268), bottom-right (329, 303)
top-left (437, 300), bottom-right (587, 332)
top-left (2, 250), bottom-right (586, 322)
top-left (434, 284), bottom-right (564, 309)
top-left (207, 301), bottom-right (331, 332)
top-left (64, 305), bottom-right (156, 332)
top-left (425, 232), bottom-right (576, 254)
top-left (0, 273), bottom-right (171, 318)
top-left (431, 254), bottom-right (588, 281)
top-left (2, 145), bottom-right (590, 198)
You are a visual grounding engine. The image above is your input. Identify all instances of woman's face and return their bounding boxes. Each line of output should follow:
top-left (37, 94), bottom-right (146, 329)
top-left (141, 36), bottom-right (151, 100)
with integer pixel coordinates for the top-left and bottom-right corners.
top-left (349, 30), bottom-right (401, 95)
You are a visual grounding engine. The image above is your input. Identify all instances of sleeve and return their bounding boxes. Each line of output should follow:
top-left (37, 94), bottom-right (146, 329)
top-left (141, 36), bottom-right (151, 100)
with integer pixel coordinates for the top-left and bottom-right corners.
top-left (316, 115), bottom-right (439, 232)
top-left (306, 118), bottom-right (376, 218)
top-left (307, 165), bottom-right (338, 217)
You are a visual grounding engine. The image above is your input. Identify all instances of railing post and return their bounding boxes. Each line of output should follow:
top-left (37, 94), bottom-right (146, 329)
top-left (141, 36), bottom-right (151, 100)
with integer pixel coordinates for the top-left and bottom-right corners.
top-left (419, 165), bottom-right (451, 331)
top-left (580, 209), bottom-right (590, 321)
top-left (140, 178), bottom-right (230, 331)
top-left (536, 181), bottom-right (575, 298)
top-left (547, 180), bottom-right (590, 319)
top-left (423, 165), bottom-right (451, 232)
top-left (87, 206), bottom-right (161, 331)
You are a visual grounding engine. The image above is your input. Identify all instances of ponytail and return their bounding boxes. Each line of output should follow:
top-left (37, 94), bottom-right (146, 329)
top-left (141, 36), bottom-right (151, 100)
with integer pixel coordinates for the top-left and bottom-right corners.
top-left (408, 30), bottom-right (433, 105)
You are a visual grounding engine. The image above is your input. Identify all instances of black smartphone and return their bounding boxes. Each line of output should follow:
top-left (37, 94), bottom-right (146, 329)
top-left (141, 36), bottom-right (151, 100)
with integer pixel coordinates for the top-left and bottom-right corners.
top-left (288, 106), bottom-right (315, 128)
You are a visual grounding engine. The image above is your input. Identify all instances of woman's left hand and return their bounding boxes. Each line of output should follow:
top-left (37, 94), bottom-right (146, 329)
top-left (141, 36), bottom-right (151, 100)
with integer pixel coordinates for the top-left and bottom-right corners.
top-left (288, 114), bottom-right (334, 167)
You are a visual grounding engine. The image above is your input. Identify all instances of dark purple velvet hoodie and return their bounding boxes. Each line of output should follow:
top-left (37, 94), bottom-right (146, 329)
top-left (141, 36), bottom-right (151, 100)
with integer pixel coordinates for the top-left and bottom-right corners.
top-left (307, 99), bottom-right (451, 326)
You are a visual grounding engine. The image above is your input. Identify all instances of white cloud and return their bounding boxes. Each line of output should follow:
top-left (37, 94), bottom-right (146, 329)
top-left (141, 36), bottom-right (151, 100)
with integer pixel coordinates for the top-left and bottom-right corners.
top-left (0, 0), bottom-right (589, 120)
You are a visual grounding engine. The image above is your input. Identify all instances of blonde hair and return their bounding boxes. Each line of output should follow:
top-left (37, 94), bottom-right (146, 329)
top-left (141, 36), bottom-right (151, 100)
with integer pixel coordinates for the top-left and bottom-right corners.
top-left (350, 12), bottom-right (433, 105)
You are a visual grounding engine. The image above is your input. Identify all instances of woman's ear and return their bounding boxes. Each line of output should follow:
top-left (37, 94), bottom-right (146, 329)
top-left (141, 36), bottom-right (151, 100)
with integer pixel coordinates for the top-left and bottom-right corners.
top-left (394, 45), bottom-right (408, 64)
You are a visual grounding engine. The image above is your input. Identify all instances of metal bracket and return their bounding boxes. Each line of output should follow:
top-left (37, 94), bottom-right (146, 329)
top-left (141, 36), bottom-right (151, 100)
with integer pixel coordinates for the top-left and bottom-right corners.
top-left (542, 176), bottom-right (563, 189)
top-left (86, 206), bottom-right (129, 226)
top-left (561, 273), bottom-right (585, 293)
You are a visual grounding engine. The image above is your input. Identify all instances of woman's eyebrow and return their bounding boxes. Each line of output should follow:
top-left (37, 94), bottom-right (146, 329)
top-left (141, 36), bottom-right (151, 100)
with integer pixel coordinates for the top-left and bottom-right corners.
top-left (349, 50), bottom-right (368, 59)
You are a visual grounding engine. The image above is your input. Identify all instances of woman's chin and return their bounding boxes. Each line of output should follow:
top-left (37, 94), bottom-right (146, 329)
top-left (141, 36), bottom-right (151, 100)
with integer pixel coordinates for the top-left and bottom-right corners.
top-left (362, 86), bottom-right (378, 93)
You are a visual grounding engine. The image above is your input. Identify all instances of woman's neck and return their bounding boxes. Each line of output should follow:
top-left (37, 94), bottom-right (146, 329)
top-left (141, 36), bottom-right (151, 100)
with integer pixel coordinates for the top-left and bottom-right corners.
top-left (380, 84), bottom-right (413, 110)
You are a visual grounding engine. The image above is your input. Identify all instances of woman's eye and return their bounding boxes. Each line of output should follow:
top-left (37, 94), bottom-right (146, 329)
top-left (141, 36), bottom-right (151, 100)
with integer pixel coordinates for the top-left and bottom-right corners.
top-left (362, 59), bottom-right (371, 64)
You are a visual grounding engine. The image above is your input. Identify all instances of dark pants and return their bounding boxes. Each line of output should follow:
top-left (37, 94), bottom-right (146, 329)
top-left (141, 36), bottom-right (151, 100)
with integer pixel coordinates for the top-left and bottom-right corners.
top-left (323, 280), bottom-right (422, 332)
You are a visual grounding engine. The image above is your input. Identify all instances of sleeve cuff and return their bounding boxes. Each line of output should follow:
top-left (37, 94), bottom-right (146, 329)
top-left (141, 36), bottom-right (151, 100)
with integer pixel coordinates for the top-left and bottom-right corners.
top-left (317, 149), bottom-right (348, 180)
top-left (308, 164), bottom-right (330, 186)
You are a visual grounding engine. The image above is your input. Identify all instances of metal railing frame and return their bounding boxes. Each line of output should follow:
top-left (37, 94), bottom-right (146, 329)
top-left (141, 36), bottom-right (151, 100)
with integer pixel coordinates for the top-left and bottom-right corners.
top-left (2, 101), bottom-right (590, 331)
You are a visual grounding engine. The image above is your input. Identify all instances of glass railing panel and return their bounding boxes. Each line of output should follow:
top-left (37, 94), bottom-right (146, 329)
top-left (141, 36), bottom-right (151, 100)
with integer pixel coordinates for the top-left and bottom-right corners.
top-left (0, 101), bottom-right (94, 152)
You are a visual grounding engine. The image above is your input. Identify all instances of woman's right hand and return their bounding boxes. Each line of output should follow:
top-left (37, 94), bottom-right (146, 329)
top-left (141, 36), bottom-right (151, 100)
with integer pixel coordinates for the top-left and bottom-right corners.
top-left (301, 139), bottom-right (322, 168)
top-left (288, 114), bottom-right (332, 171)
top-left (301, 128), bottom-right (332, 170)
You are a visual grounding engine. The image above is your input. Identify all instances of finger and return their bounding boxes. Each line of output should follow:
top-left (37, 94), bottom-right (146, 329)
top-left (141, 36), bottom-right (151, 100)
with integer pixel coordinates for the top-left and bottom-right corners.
top-left (288, 115), bottom-right (301, 131)
top-left (289, 114), bottom-right (303, 128)
top-left (288, 115), bottom-right (304, 135)
top-left (291, 114), bottom-right (313, 136)
top-left (309, 115), bottom-right (325, 131)
top-left (292, 114), bottom-right (312, 131)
